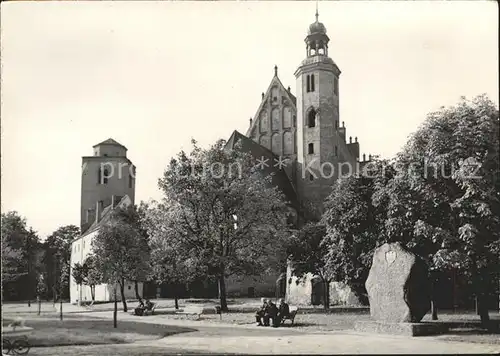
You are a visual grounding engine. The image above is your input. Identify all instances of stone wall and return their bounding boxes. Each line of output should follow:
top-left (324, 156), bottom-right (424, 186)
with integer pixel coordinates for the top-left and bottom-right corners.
top-left (286, 264), bottom-right (361, 306)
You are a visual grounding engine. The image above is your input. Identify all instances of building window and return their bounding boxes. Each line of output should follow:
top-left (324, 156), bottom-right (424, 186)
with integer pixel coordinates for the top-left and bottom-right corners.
top-left (310, 74), bottom-right (315, 92)
top-left (334, 76), bottom-right (339, 95)
top-left (335, 146), bottom-right (338, 157)
top-left (308, 143), bottom-right (314, 154)
top-left (103, 169), bottom-right (109, 184)
top-left (307, 109), bottom-right (316, 128)
top-left (306, 75), bottom-right (310, 93)
top-left (129, 174), bottom-right (133, 188)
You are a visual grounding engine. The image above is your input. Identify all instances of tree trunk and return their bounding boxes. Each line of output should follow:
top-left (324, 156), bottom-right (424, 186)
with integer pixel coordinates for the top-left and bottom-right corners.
top-left (113, 286), bottom-right (118, 328)
top-left (431, 300), bottom-right (438, 320)
top-left (476, 293), bottom-right (491, 326)
top-left (431, 272), bottom-right (438, 320)
top-left (174, 283), bottom-right (179, 310)
top-left (119, 280), bottom-right (127, 312)
top-left (218, 275), bottom-right (228, 312)
top-left (134, 281), bottom-right (141, 301)
top-left (472, 264), bottom-right (490, 327)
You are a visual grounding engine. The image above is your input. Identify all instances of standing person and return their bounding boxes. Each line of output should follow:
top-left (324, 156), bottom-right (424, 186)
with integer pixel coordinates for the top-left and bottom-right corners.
top-left (255, 298), bottom-right (268, 326)
top-left (264, 300), bottom-right (279, 327)
top-left (277, 298), bottom-right (290, 325)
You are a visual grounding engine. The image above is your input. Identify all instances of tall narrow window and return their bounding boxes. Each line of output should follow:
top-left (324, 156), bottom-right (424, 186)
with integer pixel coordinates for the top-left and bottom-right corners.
top-left (103, 169), bottom-right (109, 184)
top-left (307, 109), bottom-right (316, 128)
top-left (334, 77), bottom-right (339, 95)
top-left (306, 75), bottom-right (310, 93)
top-left (335, 146), bottom-right (338, 157)
top-left (311, 74), bottom-right (315, 92)
top-left (97, 168), bottom-right (101, 184)
top-left (129, 174), bottom-right (133, 188)
top-left (308, 143), bottom-right (314, 154)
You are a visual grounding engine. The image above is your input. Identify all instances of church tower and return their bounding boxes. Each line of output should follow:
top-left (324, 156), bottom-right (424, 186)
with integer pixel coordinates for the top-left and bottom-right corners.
top-left (295, 11), bottom-right (345, 205)
top-left (80, 139), bottom-right (136, 232)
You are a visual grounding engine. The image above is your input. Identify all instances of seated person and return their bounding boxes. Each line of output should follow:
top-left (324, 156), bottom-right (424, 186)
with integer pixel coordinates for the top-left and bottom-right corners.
top-left (264, 300), bottom-right (279, 327)
top-left (277, 298), bottom-right (290, 324)
top-left (255, 298), bottom-right (268, 326)
top-left (134, 299), bottom-right (145, 316)
top-left (143, 299), bottom-right (155, 315)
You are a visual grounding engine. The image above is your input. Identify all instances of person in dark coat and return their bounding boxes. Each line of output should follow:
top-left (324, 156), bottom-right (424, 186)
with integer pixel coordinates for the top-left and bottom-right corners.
top-left (255, 298), bottom-right (268, 326)
top-left (264, 300), bottom-right (279, 327)
top-left (134, 299), bottom-right (145, 316)
top-left (277, 298), bottom-right (290, 325)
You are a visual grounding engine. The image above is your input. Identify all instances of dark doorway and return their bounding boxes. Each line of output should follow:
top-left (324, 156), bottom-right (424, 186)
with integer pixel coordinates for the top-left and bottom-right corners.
top-left (248, 287), bottom-right (255, 298)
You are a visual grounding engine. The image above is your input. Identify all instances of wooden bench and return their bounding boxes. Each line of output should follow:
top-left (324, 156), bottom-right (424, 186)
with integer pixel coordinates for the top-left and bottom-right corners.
top-left (281, 306), bottom-right (298, 325)
top-left (176, 306), bottom-right (204, 320)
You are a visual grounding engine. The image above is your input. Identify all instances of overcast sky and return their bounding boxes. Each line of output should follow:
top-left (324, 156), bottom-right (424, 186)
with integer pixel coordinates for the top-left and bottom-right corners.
top-left (1, 1), bottom-right (498, 238)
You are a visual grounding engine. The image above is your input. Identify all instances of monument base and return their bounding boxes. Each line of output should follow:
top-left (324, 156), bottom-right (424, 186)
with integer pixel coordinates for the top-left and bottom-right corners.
top-left (354, 320), bottom-right (446, 337)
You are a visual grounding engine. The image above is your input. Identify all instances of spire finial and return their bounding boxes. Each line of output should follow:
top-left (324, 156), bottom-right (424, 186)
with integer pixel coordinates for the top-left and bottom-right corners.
top-left (315, 0), bottom-right (319, 22)
top-left (274, 65), bottom-right (278, 76)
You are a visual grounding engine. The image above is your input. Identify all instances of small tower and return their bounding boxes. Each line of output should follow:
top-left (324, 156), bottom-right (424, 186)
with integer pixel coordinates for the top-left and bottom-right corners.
top-left (80, 138), bottom-right (136, 232)
top-left (295, 11), bottom-right (342, 203)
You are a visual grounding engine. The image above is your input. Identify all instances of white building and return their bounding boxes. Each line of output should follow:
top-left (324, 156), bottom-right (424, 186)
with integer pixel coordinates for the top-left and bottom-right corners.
top-left (70, 139), bottom-right (142, 304)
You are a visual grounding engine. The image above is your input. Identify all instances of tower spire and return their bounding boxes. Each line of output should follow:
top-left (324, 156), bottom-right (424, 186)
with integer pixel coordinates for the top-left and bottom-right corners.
top-left (315, 0), bottom-right (319, 22)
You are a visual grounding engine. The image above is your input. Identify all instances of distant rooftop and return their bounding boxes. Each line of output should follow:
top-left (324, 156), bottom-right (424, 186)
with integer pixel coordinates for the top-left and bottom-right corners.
top-left (93, 138), bottom-right (127, 150)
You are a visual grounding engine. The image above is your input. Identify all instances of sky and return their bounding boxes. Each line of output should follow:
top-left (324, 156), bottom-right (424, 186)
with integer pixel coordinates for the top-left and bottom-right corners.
top-left (1, 1), bottom-right (498, 239)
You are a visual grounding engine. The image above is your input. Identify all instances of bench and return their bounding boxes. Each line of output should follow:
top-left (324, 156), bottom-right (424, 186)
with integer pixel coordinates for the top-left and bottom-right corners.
top-left (281, 306), bottom-right (298, 325)
top-left (143, 303), bottom-right (157, 316)
top-left (176, 306), bottom-right (204, 320)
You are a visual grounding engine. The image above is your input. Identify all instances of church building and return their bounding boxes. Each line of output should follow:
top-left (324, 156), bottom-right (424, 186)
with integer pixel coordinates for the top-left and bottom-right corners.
top-left (225, 12), bottom-right (368, 305)
top-left (70, 12), bottom-right (368, 306)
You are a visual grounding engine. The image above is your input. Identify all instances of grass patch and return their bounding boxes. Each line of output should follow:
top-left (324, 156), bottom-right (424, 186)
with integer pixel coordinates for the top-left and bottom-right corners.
top-left (2, 317), bottom-right (196, 347)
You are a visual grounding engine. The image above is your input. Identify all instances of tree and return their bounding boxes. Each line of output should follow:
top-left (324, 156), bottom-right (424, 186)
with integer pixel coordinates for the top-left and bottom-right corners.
top-left (374, 95), bottom-right (499, 326)
top-left (72, 254), bottom-right (102, 304)
top-left (321, 160), bottom-right (390, 304)
top-left (1, 234), bottom-right (24, 299)
top-left (92, 205), bottom-right (150, 312)
top-left (83, 255), bottom-right (102, 304)
top-left (157, 139), bottom-right (290, 311)
top-left (287, 223), bottom-right (334, 309)
top-left (1, 212), bottom-right (42, 302)
top-left (43, 225), bottom-right (80, 302)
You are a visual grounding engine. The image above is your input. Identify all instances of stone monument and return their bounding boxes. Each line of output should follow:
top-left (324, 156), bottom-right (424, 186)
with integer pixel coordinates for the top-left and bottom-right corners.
top-left (355, 242), bottom-right (443, 336)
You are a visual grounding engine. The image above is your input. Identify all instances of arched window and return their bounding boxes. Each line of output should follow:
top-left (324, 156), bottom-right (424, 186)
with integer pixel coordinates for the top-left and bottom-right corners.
top-left (283, 131), bottom-right (294, 155)
top-left (308, 143), bottom-right (314, 154)
top-left (103, 169), bottom-right (109, 184)
top-left (307, 109), bottom-right (316, 128)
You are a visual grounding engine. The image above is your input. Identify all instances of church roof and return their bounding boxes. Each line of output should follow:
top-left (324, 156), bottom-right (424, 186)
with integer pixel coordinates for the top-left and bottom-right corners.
top-left (225, 130), bottom-right (299, 210)
top-left (93, 138), bottom-right (127, 149)
top-left (78, 195), bottom-right (132, 239)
